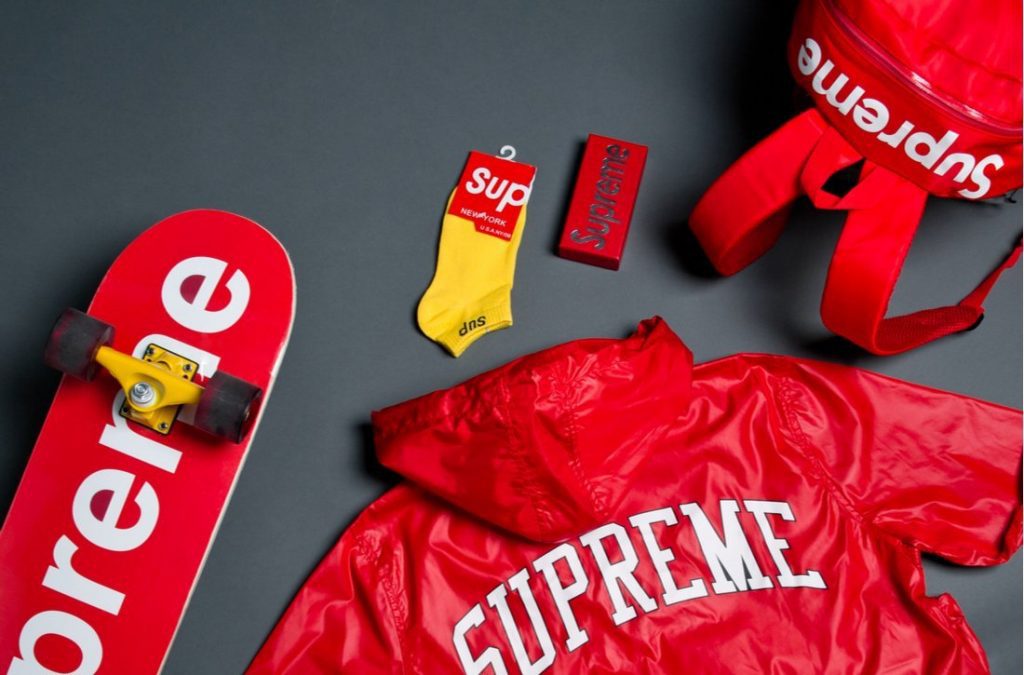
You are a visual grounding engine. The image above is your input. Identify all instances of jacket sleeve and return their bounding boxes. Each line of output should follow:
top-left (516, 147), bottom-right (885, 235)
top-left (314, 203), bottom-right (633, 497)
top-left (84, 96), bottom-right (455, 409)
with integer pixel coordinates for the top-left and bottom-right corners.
top-left (246, 519), bottom-right (403, 674)
top-left (778, 358), bottom-right (1022, 566)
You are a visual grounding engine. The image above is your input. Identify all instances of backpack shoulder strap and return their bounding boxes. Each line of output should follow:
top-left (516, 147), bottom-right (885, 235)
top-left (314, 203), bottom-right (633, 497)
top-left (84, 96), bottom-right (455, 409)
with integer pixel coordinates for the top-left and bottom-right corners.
top-left (821, 166), bottom-right (1022, 355)
top-left (689, 109), bottom-right (831, 275)
top-left (691, 109), bottom-right (1022, 355)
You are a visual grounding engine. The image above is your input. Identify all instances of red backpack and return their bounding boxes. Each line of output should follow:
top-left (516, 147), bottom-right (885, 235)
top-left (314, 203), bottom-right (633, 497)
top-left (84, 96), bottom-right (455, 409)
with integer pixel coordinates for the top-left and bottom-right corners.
top-left (690, 0), bottom-right (1022, 355)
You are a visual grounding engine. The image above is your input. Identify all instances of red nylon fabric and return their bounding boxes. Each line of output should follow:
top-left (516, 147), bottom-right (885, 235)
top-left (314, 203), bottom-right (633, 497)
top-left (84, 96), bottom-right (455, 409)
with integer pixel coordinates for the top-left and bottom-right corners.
top-left (689, 0), bottom-right (1022, 355)
top-left (689, 109), bottom-right (1022, 355)
top-left (825, 0), bottom-right (1022, 131)
top-left (821, 189), bottom-right (1022, 355)
top-left (248, 319), bottom-right (1022, 674)
top-left (790, 0), bottom-right (1022, 199)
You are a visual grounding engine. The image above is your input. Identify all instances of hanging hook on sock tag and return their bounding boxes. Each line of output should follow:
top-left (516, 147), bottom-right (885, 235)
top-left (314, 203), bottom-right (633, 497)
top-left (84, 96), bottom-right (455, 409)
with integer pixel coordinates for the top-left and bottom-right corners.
top-left (498, 145), bottom-right (517, 161)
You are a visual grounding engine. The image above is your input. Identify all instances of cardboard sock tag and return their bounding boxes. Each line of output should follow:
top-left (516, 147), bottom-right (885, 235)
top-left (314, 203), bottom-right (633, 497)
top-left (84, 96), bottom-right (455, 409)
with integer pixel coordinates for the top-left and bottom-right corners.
top-left (448, 151), bottom-right (537, 241)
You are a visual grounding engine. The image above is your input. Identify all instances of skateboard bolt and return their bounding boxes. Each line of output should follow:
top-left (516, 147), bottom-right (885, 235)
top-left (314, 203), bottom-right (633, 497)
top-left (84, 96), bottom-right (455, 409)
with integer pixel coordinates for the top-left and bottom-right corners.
top-left (130, 381), bottom-right (156, 406)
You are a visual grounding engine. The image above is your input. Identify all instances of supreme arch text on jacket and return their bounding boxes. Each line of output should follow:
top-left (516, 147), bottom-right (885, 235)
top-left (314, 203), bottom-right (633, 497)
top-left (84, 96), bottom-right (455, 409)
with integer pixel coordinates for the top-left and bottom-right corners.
top-left (250, 318), bottom-right (1022, 674)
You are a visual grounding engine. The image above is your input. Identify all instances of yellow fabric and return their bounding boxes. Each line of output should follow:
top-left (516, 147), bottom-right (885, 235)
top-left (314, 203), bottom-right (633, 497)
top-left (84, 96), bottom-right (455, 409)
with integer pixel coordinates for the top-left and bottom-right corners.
top-left (417, 191), bottom-right (527, 357)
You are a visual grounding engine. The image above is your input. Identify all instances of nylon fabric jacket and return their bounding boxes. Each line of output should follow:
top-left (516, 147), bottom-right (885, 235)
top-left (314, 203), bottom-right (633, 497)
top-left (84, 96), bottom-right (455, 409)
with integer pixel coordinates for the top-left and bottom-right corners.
top-left (248, 318), bottom-right (1022, 674)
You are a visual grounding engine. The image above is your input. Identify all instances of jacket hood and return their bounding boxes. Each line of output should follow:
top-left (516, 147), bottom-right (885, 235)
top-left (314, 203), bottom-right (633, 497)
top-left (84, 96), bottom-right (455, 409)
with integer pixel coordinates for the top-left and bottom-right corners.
top-left (371, 317), bottom-right (692, 543)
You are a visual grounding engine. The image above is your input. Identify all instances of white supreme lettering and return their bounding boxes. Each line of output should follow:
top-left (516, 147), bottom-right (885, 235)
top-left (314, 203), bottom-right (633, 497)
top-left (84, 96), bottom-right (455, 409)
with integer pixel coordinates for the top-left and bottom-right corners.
top-left (579, 523), bottom-right (658, 625)
top-left (71, 469), bottom-right (159, 553)
top-left (532, 544), bottom-right (589, 651)
top-left (161, 256), bottom-right (250, 333)
top-left (486, 570), bottom-right (556, 675)
top-left (42, 536), bottom-right (125, 616)
top-left (744, 500), bottom-right (826, 589)
top-left (796, 36), bottom-right (1004, 199)
top-left (465, 167), bottom-right (532, 213)
top-left (10, 610), bottom-right (102, 675)
top-left (452, 498), bottom-right (826, 674)
top-left (680, 500), bottom-right (773, 594)
top-left (628, 507), bottom-right (707, 605)
top-left (9, 308), bottom-right (232, 673)
top-left (453, 604), bottom-right (507, 675)
top-left (99, 397), bottom-right (183, 474)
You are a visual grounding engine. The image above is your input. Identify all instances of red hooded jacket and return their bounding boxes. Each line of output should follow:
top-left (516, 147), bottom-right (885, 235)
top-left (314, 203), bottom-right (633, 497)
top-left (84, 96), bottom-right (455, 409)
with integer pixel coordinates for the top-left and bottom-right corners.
top-left (249, 318), bottom-right (1022, 674)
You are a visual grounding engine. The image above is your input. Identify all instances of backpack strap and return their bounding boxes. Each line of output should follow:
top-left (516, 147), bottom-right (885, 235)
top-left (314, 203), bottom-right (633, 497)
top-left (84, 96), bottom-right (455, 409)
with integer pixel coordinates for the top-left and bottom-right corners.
top-left (822, 189), bottom-right (1022, 354)
top-left (800, 130), bottom-right (1021, 355)
top-left (689, 109), bottom-right (831, 275)
top-left (691, 109), bottom-right (1022, 355)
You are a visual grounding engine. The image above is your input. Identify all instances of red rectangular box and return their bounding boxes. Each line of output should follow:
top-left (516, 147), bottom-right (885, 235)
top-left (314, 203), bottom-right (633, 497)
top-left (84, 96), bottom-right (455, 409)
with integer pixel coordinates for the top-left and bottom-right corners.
top-left (558, 133), bottom-right (648, 270)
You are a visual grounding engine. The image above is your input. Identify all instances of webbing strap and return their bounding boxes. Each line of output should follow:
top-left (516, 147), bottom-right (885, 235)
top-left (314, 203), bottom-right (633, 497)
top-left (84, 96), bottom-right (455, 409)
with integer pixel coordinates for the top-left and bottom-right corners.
top-left (688, 109), bottom-right (1022, 355)
top-left (824, 206), bottom-right (1022, 354)
top-left (689, 110), bottom-right (829, 275)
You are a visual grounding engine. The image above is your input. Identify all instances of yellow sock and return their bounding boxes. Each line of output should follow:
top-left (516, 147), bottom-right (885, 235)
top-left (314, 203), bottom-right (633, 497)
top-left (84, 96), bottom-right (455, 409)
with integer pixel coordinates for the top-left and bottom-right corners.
top-left (417, 173), bottom-right (530, 357)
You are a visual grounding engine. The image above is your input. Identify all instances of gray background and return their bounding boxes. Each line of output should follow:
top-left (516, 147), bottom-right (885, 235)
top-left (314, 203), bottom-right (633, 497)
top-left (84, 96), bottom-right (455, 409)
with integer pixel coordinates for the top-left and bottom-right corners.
top-left (2, 1), bottom-right (1020, 673)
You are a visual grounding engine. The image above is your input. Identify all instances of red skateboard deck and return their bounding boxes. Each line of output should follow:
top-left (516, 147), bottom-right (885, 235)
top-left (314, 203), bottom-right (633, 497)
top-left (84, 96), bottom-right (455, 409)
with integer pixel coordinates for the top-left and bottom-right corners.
top-left (0, 210), bottom-right (295, 674)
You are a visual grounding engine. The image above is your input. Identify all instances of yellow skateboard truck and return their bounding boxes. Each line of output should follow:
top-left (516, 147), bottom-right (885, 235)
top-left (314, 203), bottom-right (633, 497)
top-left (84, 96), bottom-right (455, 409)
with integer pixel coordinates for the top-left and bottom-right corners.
top-left (44, 308), bottom-right (262, 442)
top-left (98, 344), bottom-right (201, 435)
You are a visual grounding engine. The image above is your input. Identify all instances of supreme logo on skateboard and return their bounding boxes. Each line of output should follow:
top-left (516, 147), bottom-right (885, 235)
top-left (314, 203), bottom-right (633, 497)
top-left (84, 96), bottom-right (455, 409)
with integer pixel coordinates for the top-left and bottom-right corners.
top-left (0, 210), bottom-right (295, 674)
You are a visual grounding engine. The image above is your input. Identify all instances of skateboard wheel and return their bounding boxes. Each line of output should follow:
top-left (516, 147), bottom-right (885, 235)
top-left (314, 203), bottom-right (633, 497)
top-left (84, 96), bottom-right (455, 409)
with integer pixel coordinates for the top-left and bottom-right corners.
top-left (43, 308), bottom-right (115, 381)
top-left (194, 371), bottom-right (262, 443)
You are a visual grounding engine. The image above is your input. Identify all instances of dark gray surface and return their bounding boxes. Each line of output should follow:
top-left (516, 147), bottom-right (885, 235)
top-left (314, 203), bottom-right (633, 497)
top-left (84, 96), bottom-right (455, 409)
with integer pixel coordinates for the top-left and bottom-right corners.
top-left (1, 1), bottom-right (1020, 673)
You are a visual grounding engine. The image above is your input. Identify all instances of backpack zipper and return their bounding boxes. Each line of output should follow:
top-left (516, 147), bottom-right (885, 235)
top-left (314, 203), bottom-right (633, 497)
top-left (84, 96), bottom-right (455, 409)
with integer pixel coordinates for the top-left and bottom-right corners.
top-left (820, 0), bottom-right (1022, 137)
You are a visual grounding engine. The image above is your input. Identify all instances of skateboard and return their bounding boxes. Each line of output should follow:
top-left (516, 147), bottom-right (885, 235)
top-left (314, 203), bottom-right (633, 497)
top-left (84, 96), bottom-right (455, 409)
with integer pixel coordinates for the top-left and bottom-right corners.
top-left (0, 210), bottom-right (295, 674)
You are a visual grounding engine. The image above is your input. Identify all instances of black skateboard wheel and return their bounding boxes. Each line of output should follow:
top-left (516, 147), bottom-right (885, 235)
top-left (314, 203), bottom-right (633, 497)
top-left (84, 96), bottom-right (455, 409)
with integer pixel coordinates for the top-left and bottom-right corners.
top-left (193, 371), bottom-right (262, 443)
top-left (43, 308), bottom-right (115, 381)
